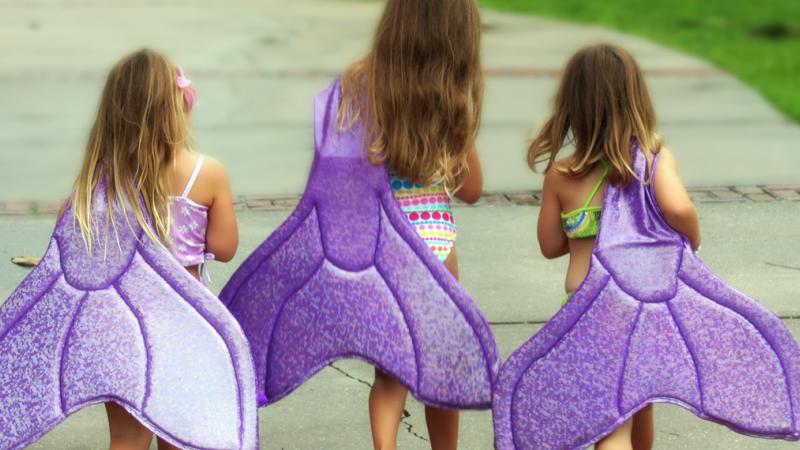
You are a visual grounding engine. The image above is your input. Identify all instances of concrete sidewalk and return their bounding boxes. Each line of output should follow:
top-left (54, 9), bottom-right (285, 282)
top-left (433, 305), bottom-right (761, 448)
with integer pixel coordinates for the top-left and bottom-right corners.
top-left (2, 201), bottom-right (799, 449)
top-left (2, 0), bottom-right (799, 202)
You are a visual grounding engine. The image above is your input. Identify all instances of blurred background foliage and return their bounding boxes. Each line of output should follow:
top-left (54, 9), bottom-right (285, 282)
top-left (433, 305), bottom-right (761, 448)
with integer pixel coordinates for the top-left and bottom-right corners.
top-left (480, 0), bottom-right (800, 121)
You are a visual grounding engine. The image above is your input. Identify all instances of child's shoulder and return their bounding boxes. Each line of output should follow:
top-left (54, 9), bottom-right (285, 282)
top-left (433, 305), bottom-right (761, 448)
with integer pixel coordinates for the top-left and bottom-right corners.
top-left (198, 155), bottom-right (230, 186)
top-left (655, 146), bottom-right (675, 163)
top-left (542, 164), bottom-right (567, 185)
top-left (653, 146), bottom-right (677, 174)
top-left (542, 156), bottom-right (577, 187)
top-left (183, 154), bottom-right (231, 206)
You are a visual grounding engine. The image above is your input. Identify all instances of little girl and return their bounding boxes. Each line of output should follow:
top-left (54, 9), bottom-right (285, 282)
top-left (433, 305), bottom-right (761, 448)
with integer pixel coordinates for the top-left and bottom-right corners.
top-left (71, 49), bottom-right (238, 450)
top-left (339, 0), bottom-right (484, 448)
top-left (531, 44), bottom-right (700, 450)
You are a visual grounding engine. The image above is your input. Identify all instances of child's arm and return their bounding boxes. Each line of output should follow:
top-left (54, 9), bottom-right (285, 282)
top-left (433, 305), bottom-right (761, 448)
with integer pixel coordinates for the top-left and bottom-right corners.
top-left (538, 169), bottom-right (569, 259)
top-left (454, 144), bottom-right (483, 204)
top-left (653, 148), bottom-right (701, 251)
top-left (204, 158), bottom-right (239, 262)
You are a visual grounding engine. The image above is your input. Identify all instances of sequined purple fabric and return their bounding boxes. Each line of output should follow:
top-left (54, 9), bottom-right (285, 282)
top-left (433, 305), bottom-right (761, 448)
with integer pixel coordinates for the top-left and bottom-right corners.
top-left (0, 184), bottom-right (259, 450)
top-left (219, 78), bottom-right (500, 409)
top-left (492, 145), bottom-right (800, 449)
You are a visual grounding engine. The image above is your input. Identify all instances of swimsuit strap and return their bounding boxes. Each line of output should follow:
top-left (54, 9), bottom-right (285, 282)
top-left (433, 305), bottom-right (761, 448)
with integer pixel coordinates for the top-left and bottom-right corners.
top-left (581, 160), bottom-right (609, 209)
top-left (181, 155), bottom-right (205, 198)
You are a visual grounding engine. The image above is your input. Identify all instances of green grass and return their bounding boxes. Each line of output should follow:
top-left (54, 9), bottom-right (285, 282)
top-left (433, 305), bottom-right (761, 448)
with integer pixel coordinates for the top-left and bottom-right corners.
top-left (480, 0), bottom-right (800, 121)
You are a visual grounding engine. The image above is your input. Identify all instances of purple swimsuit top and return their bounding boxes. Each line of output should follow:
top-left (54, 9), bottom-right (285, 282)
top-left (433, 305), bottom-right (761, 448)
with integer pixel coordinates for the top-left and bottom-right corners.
top-left (168, 155), bottom-right (212, 268)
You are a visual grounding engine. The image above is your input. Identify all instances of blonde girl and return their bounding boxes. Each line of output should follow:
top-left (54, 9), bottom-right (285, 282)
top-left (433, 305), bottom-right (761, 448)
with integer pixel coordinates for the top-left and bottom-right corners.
top-left (72, 49), bottom-right (238, 450)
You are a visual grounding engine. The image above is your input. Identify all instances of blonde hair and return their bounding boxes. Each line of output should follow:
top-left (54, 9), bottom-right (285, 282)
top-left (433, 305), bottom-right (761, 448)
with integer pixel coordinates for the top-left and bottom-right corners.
top-left (72, 49), bottom-right (190, 249)
top-left (528, 44), bottom-right (662, 186)
top-left (339, 0), bottom-right (483, 191)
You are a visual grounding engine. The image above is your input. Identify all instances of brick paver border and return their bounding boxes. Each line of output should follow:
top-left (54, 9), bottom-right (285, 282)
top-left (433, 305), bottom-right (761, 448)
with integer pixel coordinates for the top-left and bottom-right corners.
top-left (2, 185), bottom-right (798, 215)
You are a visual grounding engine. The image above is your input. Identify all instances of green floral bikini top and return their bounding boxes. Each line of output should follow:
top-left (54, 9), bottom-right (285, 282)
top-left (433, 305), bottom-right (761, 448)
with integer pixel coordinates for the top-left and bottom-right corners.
top-left (561, 161), bottom-right (609, 239)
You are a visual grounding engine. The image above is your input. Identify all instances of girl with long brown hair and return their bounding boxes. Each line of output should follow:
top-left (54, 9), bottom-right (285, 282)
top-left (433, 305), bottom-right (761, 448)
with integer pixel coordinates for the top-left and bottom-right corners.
top-left (531, 44), bottom-right (701, 450)
top-left (339, 0), bottom-right (484, 448)
top-left (73, 48), bottom-right (238, 450)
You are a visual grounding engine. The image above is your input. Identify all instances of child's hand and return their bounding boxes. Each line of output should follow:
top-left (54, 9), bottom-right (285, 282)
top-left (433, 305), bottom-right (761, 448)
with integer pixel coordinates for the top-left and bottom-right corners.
top-left (653, 148), bottom-right (701, 252)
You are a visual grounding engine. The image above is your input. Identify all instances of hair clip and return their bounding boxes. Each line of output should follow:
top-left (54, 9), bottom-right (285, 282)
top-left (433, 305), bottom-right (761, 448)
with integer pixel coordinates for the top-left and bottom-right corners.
top-left (176, 66), bottom-right (197, 112)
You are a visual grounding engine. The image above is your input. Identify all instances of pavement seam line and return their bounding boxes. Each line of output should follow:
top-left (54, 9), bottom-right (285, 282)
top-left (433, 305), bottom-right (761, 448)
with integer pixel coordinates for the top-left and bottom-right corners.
top-left (0, 66), bottom-right (724, 81)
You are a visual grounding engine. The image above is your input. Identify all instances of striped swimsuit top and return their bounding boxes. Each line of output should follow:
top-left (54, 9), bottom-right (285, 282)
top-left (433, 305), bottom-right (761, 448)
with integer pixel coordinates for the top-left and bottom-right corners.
top-left (390, 175), bottom-right (457, 263)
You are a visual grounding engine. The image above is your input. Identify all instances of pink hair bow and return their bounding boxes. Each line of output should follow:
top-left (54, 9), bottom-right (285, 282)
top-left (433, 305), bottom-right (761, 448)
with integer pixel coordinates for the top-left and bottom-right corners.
top-left (176, 66), bottom-right (197, 112)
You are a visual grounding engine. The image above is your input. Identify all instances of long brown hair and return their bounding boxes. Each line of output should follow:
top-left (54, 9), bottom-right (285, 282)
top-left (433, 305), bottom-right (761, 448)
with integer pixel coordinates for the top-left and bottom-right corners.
top-left (72, 49), bottom-right (190, 249)
top-left (527, 44), bottom-right (661, 186)
top-left (339, 0), bottom-right (483, 191)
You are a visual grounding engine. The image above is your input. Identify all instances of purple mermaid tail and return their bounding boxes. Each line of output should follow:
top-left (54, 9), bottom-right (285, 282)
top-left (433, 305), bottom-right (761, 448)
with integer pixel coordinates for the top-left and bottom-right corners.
top-left (493, 145), bottom-right (800, 449)
top-left (219, 78), bottom-right (500, 410)
top-left (0, 184), bottom-right (259, 450)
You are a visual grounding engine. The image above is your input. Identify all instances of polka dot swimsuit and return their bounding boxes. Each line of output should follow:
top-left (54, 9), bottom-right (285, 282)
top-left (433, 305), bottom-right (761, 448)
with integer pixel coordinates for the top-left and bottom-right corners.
top-left (390, 175), bottom-right (456, 263)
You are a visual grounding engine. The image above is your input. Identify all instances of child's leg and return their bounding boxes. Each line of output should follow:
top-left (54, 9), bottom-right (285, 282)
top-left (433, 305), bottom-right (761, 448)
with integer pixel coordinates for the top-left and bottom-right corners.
top-left (425, 406), bottom-right (459, 450)
top-left (422, 248), bottom-right (461, 450)
top-left (156, 437), bottom-right (180, 450)
top-left (443, 247), bottom-right (460, 279)
top-left (105, 402), bottom-right (153, 450)
top-left (370, 368), bottom-right (409, 450)
top-left (595, 416), bottom-right (633, 450)
top-left (631, 405), bottom-right (654, 450)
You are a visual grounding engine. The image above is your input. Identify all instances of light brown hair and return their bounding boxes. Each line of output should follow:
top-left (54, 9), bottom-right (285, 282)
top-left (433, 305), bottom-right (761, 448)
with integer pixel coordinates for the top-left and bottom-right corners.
top-left (339, 0), bottom-right (483, 191)
top-left (527, 44), bottom-right (662, 186)
top-left (72, 49), bottom-right (190, 249)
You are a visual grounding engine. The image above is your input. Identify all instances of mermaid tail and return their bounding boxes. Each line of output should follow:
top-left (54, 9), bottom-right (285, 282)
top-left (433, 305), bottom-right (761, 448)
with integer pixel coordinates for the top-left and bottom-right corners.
top-left (219, 78), bottom-right (500, 409)
top-left (0, 184), bottom-right (259, 450)
top-left (492, 147), bottom-right (800, 449)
